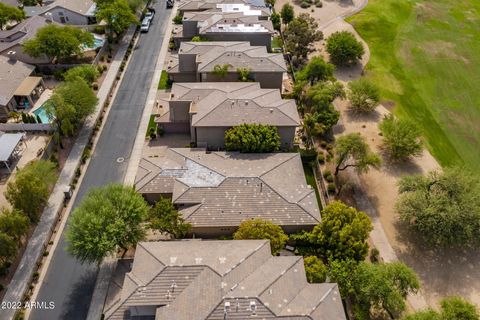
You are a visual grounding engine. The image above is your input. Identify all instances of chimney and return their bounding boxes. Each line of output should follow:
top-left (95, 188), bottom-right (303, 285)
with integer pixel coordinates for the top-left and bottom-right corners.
top-left (7, 51), bottom-right (17, 62)
top-left (249, 301), bottom-right (256, 315)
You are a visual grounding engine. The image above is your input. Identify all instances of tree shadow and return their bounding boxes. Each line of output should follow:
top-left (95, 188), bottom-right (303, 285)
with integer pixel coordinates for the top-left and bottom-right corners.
top-left (394, 218), bottom-right (480, 304)
top-left (60, 268), bottom-right (98, 320)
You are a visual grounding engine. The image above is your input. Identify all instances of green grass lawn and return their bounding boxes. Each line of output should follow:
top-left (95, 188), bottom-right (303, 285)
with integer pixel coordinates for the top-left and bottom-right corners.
top-left (347, 0), bottom-right (480, 171)
top-left (271, 36), bottom-right (283, 49)
top-left (302, 163), bottom-right (323, 209)
top-left (145, 115), bottom-right (157, 138)
top-left (158, 70), bottom-right (171, 90)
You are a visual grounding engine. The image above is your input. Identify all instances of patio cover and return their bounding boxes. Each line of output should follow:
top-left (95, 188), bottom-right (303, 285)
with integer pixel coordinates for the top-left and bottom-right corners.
top-left (14, 76), bottom-right (42, 97)
top-left (0, 133), bottom-right (23, 162)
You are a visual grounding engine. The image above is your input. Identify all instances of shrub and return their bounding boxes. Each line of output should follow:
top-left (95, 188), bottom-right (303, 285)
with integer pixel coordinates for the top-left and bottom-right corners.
top-left (225, 124), bottom-right (281, 153)
top-left (300, 148), bottom-right (318, 163)
top-left (75, 168), bottom-right (81, 178)
top-left (322, 169), bottom-right (331, 178)
top-left (315, 0), bottom-right (323, 7)
top-left (43, 251), bottom-right (49, 257)
top-left (326, 31), bottom-right (365, 66)
top-left (327, 182), bottom-right (336, 194)
top-left (81, 148), bottom-right (91, 164)
top-left (317, 152), bottom-right (325, 164)
top-left (300, 1), bottom-right (310, 8)
top-left (92, 83), bottom-right (99, 91)
top-left (320, 141), bottom-right (328, 148)
top-left (348, 78), bottom-right (381, 112)
top-left (173, 14), bottom-right (183, 24)
top-left (370, 248), bottom-right (380, 263)
top-left (325, 174), bottom-right (334, 183)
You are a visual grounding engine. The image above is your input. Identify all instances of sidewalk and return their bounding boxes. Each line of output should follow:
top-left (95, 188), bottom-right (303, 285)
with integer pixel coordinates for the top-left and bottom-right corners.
top-left (0, 26), bottom-right (136, 320)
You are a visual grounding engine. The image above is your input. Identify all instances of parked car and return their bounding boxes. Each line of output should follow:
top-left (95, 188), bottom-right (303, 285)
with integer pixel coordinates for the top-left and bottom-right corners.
top-left (145, 8), bottom-right (155, 20)
top-left (166, 0), bottom-right (174, 8)
top-left (140, 17), bottom-right (151, 32)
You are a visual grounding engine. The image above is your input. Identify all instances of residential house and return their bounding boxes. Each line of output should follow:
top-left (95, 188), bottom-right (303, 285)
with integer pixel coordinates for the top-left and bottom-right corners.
top-left (135, 148), bottom-right (320, 236)
top-left (103, 240), bottom-right (346, 319)
top-left (156, 82), bottom-right (299, 149)
top-left (24, 0), bottom-right (97, 25)
top-left (167, 41), bottom-right (286, 89)
top-left (0, 56), bottom-right (44, 122)
top-left (0, 16), bottom-right (55, 65)
top-left (173, 11), bottom-right (274, 50)
top-left (0, 0), bottom-right (20, 7)
top-left (177, 0), bottom-right (270, 18)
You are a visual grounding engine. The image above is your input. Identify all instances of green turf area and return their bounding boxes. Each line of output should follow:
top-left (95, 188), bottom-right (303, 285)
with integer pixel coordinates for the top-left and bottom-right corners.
top-left (271, 36), bottom-right (283, 49)
top-left (145, 115), bottom-right (157, 138)
top-left (347, 0), bottom-right (480, 171)
top-left (302, 163), bottom-right (323, 209)
top-left (158, 70), bottom-right (171, 90)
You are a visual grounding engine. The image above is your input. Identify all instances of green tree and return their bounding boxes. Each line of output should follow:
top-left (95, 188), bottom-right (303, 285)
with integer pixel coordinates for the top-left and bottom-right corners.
top-left (327, 258), bottom-right (358, 297)
top-left (302, 109), bottom-right (339, 139)
top-left (213, 64), bottom-right (230, 77)
top-left (66, 184), bottom-right (149, 264)
top-left (233, 218), bottom-right (288, 255)
top-left (396, 167), bottom-right (480, 246)
top-left (64, 65), bottom-right (100, 85)
top-left (404, 297), bottom-right (480, 320)
top-left (225, 124), bottom-right (281, 153)
top-left (96, 0), bottom-right (138, 36)
top-left (0, 3), bottom-right (25, 30)
top-left (284, 13), bottom-right (322, 60)
top-left (379, 114), bottom-right (423, 160)
top-left (23, 24), bottom-right (94, 62)
top-left (292, 201), bottom-right (372, 261)
top-left (0, 233), bottom-right (17, 265)
top-left (334, 133), bottom-right (381, 176)
top-left (270, 12), bottom-right (281, 31)
top-left (280, 3), bottom-right (294, 24)
top-left (347, 78), bottom-right (380, 112)
top-left (296, 56), bottom-right (335, 85)
top-left (0, 208), bottom-right (29, 242)
top-left (148, 198), bottom-right (191, 238)
top-left (304, 256), bottom-right (327, 283)
top-left (303, 81), bottom-right (345, 112)
top-left (237, 67), bottom-right (251, 81)
top-left (353, 262), bottom-right (420, 318)
top-left (47, 77), bottom-right (98, 136)
top-left (326, 31), bottom-right (365, 66)
top-left (5, 160), bottom-right (58, 222)
top-left (440, 297), bottom-right (480, 320)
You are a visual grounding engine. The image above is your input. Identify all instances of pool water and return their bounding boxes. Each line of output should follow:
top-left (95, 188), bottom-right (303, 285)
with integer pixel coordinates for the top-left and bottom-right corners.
top-left (83, 35), bottom-right (105, 51)
top-left (32, 103), bottom-right (53, 123)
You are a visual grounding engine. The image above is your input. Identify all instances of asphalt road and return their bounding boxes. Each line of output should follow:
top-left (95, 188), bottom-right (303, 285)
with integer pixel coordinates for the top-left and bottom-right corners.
top-left (30, 4), bottom-right (170, 320)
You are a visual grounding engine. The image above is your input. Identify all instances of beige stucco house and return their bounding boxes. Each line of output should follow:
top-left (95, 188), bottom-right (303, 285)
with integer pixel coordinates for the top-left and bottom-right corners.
top-left (156, 82), bottom-right (299, 149)
top-left (167, 42), bottom-right (286, 89)
top-left (24, 0), bottom-right (97, 25)
top-left (135, 148), bottom-right (321, 236)
top-left (103, 240), bottom-right (346, 319)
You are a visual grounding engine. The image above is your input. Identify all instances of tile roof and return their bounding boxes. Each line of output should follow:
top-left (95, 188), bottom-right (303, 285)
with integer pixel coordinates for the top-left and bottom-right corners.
top-left (104, 240), bottom-right (346, 320)
top-left (168, 41), bottom-right (287, 74)
top-left (184, 11), bottom-right (274, 34)
top-left (162, 82), bottom-right (299, 127)
top-left (0, 56), bottom-right (34, 106)
top-left (0, 16), bottom-right (54, 54)
top-left (136, 148), bottom-right (320, 228)
top-left (24, 0), bottom-right (96, 17)
top-left (178, 0), bottom-right (268, 13)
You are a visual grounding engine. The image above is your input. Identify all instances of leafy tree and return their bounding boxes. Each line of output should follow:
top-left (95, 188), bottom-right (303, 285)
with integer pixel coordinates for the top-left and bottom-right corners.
top-left (265, 0), bottom-right (275, 6)
top-left (5, 160), bottom-right (58, 222)
top-left (284, 13), bottom-right (322, 60)
top-left (66, 184), bottom-right (149, 264)
top-left (270, 12), bottom-right (281, 31)
top-left (440, 296), bottom-right (479, 320)
top-left (296, 56), bottom-right (335, 84)
top-left (302, 109), bottom-right (339, 139)
top-left (237, 67), bottom-right (251, 81)
top-left (347, 78), bottom-right (380, 112)
top-left (280, 3), bottom-right (294, 24)
top-left (396, 167), bottom-right (480, 246)
top-left (173, 14), bottom-right (183, 24)
top-left (292, 201), bottom-right (372, 261)
top-left (379, 114), bottom-right (423, 160)
top-left (304, 256), bottom-right (327, 283)
top-left (334, 133), bottom-right (381, 176)
top-left (353, 262), bottom-right (420, 318)
top-left (404, 297), bottom-right (480, 320)
top-left (303, 81), bottom-right (345, 112)
top-left (225, 124), bottom-right (281, 153)
top-left (47, 77), bottom-right (98, 136)
top-left (96, 0), bottom-right (138, 36)
top-left (64, 65), bottom-right (100, 85)
top-left (148, 198), bottom-right (191, 238)
top-left (0, 208), bottom-right (29, 242)
top-left (0, 3), bottom-right (25, 30)
top-left (0, 233), bottom-right (17, 265)
top-left (327, 258), bottom-right (358, 297)
top-left (23, 24), bottom-right (94, 62)
top-left (213, 64), bottom-right (230, 77)
top-left (233, 218), bottom-right (288, 255)
top-left (326, 31), bottom-right (365, 66)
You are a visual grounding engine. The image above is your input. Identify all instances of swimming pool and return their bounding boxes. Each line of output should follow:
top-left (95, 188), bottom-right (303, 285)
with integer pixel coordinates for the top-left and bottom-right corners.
top-left (32, 103), bottom-right (53, 124)
top-left (82, 35), bottom-right (105, 51)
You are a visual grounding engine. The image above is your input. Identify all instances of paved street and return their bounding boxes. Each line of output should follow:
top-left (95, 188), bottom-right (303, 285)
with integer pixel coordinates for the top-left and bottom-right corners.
top-left (30, 4), bottom-right (170, 320)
